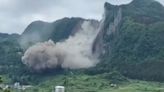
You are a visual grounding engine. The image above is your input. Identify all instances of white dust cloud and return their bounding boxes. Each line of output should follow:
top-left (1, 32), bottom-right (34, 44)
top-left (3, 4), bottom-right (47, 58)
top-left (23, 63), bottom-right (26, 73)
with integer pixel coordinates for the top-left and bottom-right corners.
top-left (22, 21), bottom-right (99, 71)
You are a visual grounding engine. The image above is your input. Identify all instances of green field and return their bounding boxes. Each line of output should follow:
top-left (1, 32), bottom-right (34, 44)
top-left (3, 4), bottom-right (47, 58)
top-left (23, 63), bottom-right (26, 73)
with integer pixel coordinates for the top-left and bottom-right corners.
top-left (6, 74), bottom-right (164, 92)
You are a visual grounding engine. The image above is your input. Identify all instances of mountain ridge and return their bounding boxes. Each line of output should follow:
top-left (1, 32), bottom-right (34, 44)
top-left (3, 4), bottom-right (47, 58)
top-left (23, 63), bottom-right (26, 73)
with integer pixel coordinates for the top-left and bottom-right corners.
top-left (91, 0), bottom-right (164, 81)
top-left (20, 17), bottom-right (99, 49)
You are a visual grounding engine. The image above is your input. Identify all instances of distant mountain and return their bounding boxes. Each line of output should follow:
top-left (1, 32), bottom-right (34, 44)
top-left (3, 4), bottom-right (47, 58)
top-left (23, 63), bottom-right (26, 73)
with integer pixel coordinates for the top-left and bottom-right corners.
top-left (92, 0), bottom-right (164, 81)
top-left (0, 33), bottom-right (22, 77)
top-left (0, 33), bottom-right (19, 41)
top-left (21, 17), bottom-right (99, 48)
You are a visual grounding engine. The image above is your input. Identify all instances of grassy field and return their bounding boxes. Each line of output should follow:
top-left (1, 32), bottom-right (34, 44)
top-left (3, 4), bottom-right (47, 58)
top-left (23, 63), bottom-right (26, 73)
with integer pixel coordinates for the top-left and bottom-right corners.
top-left (7, 74), bottom-right (164, 92)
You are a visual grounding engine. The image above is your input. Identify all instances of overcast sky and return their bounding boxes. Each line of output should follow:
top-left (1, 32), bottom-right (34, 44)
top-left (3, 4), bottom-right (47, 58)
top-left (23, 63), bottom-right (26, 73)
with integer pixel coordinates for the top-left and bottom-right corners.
top-left (0, 0), bottom-right (164, 34)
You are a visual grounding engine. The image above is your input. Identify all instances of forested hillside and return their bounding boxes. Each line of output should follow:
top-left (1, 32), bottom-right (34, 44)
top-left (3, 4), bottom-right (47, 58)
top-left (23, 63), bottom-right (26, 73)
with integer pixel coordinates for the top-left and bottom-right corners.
top-left (92, 0), bottom-right (164, 81)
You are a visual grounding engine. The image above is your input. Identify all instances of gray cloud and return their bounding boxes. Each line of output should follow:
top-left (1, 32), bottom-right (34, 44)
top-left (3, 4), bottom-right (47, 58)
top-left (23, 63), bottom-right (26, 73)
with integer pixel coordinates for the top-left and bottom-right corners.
top-left (0, 0), bottom-right (163, 34)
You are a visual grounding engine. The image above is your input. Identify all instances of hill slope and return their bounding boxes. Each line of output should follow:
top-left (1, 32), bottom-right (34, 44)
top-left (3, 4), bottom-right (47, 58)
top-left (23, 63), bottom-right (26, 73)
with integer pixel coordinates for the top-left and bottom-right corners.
top-left (21, 17), bottom-right (99, 49)
top-left (93, 0), bottom-right (164, 81)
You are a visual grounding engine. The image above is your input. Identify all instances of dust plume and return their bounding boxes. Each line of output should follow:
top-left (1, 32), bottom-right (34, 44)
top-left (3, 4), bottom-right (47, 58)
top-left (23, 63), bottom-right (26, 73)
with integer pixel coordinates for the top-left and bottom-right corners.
top-left (22, 21), bottom-right (99, 71)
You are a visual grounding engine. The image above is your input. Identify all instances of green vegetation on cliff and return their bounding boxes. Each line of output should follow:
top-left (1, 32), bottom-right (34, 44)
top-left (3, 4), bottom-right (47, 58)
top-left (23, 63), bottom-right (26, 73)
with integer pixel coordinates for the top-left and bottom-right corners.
top-left (96, 0), bottom-right (164, 81)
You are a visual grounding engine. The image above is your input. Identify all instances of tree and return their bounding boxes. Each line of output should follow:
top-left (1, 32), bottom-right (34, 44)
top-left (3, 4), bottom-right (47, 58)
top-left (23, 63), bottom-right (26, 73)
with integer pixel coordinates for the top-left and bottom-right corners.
top-left (0, 76), bottom-right (11, 92)
top-left (0, 77), bottom-right (3, 83)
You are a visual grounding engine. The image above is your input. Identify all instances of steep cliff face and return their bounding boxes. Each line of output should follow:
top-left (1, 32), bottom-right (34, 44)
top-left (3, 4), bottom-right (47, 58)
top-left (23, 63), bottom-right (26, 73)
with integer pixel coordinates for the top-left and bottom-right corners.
top-left (93, 0), bottom-right (164, 57)
top-left (92, 2), bottom-right (122, 56)
top-left (20, 17), bottom-right (99, 49)
top-left (93, 0), bottom-right (164, 81)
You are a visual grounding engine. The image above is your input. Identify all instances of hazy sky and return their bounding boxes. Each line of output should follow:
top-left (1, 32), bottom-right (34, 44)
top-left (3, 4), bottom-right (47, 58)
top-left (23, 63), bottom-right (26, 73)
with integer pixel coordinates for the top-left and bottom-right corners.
top-left (0, 0), bottom-right (164, 34)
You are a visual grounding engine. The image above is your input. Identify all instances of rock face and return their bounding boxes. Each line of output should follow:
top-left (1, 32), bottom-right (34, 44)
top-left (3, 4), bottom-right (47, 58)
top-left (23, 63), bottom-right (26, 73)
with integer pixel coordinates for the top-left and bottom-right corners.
top-left (93, 0), bottom-right (164, 57)
top-left (92, 2), bottom-right (122, 56)
top-left (20, 17), bottom-right (99, 49)
top-left (92, 0), bottom-right (164, 81)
